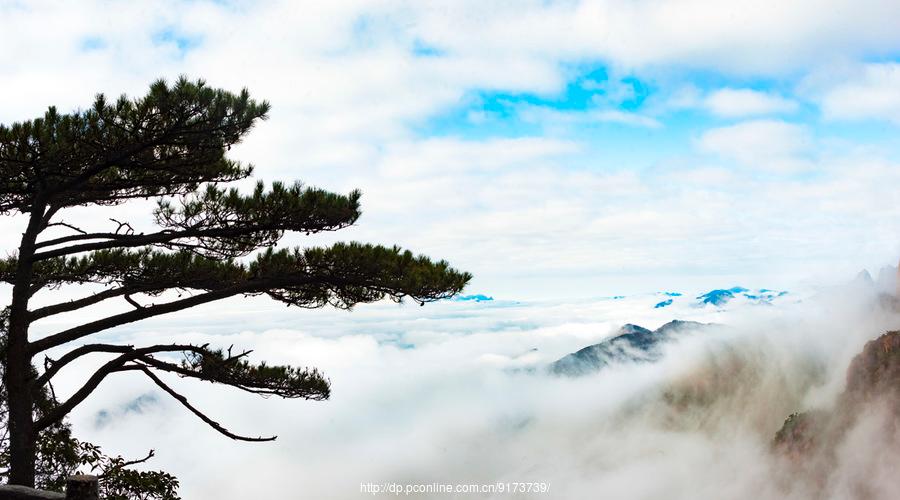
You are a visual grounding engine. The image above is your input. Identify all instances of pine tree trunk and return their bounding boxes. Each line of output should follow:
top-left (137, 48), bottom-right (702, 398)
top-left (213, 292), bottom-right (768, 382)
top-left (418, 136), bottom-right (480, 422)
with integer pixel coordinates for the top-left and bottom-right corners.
top-left (5, 336), bottom-right (36, 487)
top-left (5, 203), bottom-right (45, 488)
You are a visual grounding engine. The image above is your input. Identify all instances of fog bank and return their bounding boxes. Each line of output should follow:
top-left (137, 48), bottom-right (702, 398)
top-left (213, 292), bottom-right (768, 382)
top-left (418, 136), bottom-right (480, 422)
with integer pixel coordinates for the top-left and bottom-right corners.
top-left (52, 284), bottom-right (900, 499)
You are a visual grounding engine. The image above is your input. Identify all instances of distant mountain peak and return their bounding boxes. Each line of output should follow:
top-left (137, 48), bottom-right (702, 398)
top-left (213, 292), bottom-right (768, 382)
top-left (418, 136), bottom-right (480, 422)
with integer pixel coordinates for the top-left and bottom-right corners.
top-left (452, 294), bottom-right (494, 302)
top-left (854, 269), bottom-right (875, 285)
top-left (655, 319), bottom-right (705, 334)
top-left (620, 323), bottom-right (652, 335)
top-left (696, 288), bottom-right (741, 306)
top-left (696, 286), bottom-right (787, 307)
top-left (549, 320), bottom-right (713, 376)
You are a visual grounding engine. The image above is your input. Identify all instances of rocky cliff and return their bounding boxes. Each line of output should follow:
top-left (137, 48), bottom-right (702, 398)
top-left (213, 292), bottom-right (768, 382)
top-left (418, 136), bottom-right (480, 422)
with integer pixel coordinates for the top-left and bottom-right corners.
top-left (772, 330), bottom-right (900, 494)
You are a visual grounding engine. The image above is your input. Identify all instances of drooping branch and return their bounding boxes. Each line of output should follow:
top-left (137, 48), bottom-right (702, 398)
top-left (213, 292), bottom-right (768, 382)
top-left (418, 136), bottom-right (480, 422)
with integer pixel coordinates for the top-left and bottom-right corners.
top-left (32, 344), bottom-right (212, 429)
top-left (137, 367), bottom-right (276, 442)
top-left (33, 359), bottom-right (142, 432)
top-left (32, 341), bottom-right (328, 436)
top-left (136, 348), bottom-right (330, 400)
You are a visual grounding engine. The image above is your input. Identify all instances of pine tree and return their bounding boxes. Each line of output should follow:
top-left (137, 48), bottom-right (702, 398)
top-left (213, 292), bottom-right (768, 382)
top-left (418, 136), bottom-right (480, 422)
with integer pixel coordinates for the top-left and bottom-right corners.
top-left (0, 77), bottom-right (470, 488)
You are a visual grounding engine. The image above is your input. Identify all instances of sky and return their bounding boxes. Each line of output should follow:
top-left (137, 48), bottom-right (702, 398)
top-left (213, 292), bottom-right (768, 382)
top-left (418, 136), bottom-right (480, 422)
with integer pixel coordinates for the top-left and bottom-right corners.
top-left (5, 3), bottom-right (900, 499)
top-left (3, 1), bottom-right (900, 299)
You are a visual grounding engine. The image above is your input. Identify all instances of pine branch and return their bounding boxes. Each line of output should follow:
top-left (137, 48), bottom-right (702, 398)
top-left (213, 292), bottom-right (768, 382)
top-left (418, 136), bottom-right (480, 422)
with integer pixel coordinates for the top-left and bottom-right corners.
top-left (33, 343), bottom-right (204, 391)
top-left (32, 182), bottom-right (361, 260)
top-left (27, 243), bottom-right (470, 353)
top-left (6, 249), bottom-right (251, 297)
top-left (29, 287), bottom-right (137, 321)
top-left (35, 231), bottom-right (137, 249)
top-left (32, 344), bottom-right (213, 429)
top-left (32, 341), bottom-right (327, 436)
top-left (28, 283), bottom-right (271, 354)
top-left (123, 294), bottom-right (144, 310)
top-left (44, 221), bottom-right (87, 235)
top-left (33, 229), bottom-right (232, 260)
top-left (137, 367), bottom-right (276, 442)
top-left (136, 349), bottom-right (330, 400)
top-left (34, 344), bottom-right (138, 390)
top-left (1, 77), bottom-right (267, 214)
top-left (38, 204), bottom-right (61, 228)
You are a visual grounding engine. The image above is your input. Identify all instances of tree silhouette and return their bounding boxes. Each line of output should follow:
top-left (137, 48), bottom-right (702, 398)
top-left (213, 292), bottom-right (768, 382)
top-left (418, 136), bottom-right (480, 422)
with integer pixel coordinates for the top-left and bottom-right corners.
top-left (0, 77), bottom-right (470, 488)
top-left (1, 328), bottom-right (180, 498)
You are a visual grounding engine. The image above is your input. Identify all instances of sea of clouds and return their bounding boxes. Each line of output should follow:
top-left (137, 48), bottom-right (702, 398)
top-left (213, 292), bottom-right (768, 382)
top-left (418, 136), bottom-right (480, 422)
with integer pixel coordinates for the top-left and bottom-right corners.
top-left (24, 276), bottom-right (898, 499)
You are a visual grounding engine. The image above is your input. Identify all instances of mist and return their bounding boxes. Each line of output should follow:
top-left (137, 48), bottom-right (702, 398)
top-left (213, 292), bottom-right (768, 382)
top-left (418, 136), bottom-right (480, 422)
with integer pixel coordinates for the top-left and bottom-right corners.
top-left (34, 276), bottom-right (896, 499)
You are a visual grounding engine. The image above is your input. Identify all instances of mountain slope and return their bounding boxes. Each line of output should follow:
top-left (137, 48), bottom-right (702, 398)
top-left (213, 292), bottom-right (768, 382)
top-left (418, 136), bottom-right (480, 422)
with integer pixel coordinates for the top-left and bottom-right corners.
top-left (549, 320), bottom-right (709, 376)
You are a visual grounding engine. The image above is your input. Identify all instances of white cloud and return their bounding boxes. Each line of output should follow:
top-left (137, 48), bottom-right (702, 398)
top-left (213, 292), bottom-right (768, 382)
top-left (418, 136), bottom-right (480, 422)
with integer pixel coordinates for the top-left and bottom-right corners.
top-left (0, 1), bottom-right (898, 299)
top-left (377, 137), bottom-right (580, 178)
top-left (52, 289), bottom-right (900, 499)
top-left (405, 0), bottom-right (900, 74)
top-left (516, 105), bottom-right (662, 129)
top-left (819, 63), bottom-right (900, 123)
top-left (591, 109), bottom-right (663, 128)
top-left (696, 120), bottom-right (814, 172)
top-left (704, 88), bottom-right (798, 117)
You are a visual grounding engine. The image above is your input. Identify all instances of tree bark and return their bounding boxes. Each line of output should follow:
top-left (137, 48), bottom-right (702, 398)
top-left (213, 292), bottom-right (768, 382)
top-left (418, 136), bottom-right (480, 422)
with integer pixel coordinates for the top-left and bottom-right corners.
top-left (5, 203), bottom-right (46, 487)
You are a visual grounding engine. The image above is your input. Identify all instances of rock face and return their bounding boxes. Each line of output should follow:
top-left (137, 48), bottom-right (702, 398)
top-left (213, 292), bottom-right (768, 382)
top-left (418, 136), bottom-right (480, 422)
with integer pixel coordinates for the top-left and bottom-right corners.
top-left (549, 320), bottom-right (709, 376)
top-left (771, 410), bottom-right (830, 461)
top-left (773, 330), bottom-right (900, 457)
top-left (771, 330), bottom-right (900, 500)
top-left (843, 331), bottom-right (900, 405)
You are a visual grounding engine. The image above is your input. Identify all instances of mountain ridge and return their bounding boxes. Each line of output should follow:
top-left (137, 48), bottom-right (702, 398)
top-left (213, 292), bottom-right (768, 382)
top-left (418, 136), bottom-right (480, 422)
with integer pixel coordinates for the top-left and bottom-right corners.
top-left (549, 320), bottom-right (712, 377)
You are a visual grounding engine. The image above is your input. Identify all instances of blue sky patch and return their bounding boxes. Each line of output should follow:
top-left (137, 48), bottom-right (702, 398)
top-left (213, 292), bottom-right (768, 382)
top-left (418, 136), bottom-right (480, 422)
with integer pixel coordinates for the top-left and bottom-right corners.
top-left (80, 36), bottom-right (106, 51)
top-left (411, 39), bottom-right (444, 57)
top-left (152, 27), bottom-right (202, 55)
